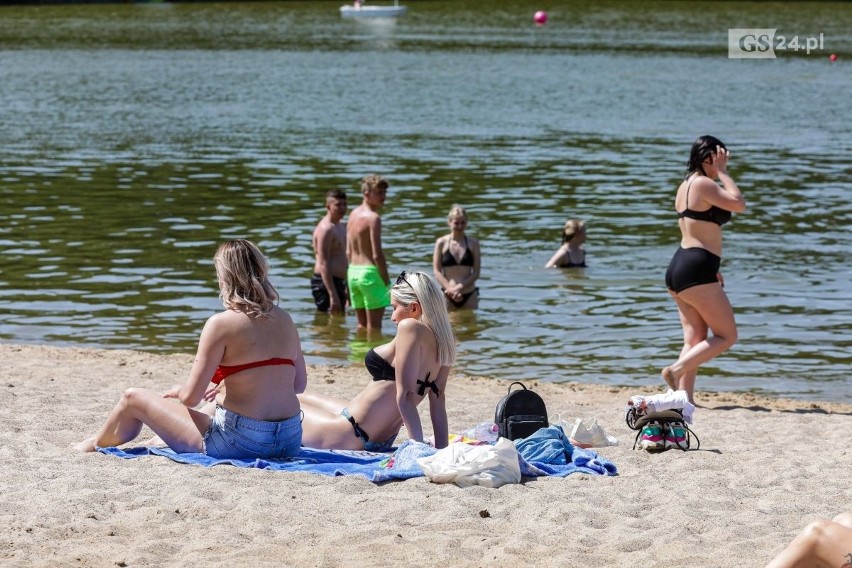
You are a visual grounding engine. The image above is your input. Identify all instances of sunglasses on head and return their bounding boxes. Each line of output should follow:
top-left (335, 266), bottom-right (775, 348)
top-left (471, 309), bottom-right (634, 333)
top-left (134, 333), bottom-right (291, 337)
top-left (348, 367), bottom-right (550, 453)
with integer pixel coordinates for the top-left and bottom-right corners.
top-left (395, 271), bottom-right (412, 287)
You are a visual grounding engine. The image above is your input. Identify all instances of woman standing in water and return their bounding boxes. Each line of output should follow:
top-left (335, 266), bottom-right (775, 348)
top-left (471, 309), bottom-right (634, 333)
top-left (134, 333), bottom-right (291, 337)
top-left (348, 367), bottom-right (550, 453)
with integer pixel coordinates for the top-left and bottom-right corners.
top-left (662, 136), bottom-right (746, 403)
top-left (433, 204), bottom-right (481, 310)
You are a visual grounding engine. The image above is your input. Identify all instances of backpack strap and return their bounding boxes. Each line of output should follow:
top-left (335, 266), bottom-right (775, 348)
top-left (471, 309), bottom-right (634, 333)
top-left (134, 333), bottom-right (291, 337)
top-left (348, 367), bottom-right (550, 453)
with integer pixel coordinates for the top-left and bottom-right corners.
top-left (507, 381), bottom-right (528, 394)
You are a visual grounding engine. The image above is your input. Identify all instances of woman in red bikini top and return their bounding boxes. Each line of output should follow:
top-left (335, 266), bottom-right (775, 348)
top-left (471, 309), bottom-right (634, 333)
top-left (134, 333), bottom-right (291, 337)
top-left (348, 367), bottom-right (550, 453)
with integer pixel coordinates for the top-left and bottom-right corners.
top-left (76, 239), bottom-right (308, 459)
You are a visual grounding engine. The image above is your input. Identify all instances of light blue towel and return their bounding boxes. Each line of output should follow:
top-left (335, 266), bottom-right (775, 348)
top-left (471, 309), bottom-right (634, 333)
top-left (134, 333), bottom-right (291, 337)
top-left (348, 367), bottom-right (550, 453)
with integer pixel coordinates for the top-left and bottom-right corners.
top-left (99, 429), bottom-right (617, 481)
top-left (99, 439), bottom-right (436, 482)
top-left (515, 425), bottom-right (618, 477)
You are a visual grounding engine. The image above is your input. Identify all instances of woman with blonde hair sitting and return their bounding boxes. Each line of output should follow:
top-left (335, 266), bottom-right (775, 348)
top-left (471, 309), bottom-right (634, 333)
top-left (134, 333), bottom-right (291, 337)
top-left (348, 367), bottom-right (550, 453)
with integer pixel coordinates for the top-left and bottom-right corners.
top-left (75, 239), bottom-right (307, 459)
top-left (299, 270), bottom-right (456, 450)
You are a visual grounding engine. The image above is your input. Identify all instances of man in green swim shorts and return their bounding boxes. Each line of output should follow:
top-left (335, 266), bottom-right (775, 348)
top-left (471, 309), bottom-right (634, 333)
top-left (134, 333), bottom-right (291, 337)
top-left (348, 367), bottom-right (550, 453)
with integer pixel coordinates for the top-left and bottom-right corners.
top-left (346, 174), bottom-right (391, 333)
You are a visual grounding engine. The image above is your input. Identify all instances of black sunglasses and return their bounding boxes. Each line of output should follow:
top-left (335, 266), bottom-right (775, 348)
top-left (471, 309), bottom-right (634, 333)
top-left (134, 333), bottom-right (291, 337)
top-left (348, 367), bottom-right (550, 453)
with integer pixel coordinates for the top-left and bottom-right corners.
top-left (395, 271), bottom-right (412, 287)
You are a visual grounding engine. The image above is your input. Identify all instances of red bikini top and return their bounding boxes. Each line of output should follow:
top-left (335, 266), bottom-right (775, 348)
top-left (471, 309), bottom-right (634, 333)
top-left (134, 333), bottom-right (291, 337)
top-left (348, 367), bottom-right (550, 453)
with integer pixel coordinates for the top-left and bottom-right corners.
top-left (210, 358), bottom-right (295, 385)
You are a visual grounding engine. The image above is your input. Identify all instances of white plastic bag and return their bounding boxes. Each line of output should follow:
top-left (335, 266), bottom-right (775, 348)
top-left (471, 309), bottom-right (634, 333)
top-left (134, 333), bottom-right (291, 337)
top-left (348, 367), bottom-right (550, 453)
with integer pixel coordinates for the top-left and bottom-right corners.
top-left (417, 438), bottom-right (521, 488)
top-left (569, 417), bottom-right (619, 447)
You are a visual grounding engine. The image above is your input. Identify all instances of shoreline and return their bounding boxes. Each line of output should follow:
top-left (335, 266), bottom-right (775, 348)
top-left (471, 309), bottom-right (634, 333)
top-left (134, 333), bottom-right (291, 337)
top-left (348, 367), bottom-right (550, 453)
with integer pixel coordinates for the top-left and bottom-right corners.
top-left (3, 342), bottom-right (851, 567)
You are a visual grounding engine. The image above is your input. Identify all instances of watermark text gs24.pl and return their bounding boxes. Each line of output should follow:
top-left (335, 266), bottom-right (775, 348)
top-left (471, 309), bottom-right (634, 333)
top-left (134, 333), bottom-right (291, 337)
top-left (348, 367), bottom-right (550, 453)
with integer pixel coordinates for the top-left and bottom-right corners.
top-left (729, 29), bottom-right (825, 58)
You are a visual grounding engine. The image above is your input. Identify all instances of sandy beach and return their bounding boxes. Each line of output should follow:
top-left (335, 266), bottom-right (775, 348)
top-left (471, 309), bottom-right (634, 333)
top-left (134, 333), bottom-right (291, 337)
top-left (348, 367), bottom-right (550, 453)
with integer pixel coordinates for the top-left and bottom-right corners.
top-left (2, 342), bottom-right (850, 567)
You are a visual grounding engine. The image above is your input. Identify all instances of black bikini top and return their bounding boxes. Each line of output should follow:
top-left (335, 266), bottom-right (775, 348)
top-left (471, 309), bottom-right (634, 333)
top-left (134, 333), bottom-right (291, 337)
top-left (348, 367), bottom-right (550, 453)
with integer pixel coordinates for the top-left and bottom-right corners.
top-left (365, 349), bottom-right (395, 382)
top-left (441, 237), bottom-right (475, 267)
top-left (364, 349), bottom-right (441, 396)
top-left (678, 177), bottom-right (731, 226)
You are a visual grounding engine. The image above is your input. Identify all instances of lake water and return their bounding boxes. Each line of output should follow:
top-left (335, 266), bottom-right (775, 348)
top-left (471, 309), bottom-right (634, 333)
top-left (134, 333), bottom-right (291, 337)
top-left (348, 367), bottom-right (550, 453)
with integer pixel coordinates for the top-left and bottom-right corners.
top-left (1, 0), bottom-right (850, 403)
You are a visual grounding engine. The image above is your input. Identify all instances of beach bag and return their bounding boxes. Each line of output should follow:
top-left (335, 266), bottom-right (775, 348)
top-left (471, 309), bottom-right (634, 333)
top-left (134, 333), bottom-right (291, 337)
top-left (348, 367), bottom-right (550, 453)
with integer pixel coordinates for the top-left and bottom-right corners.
top-left (626, 408), bottom-right (699, 452)
top-left (495, 382), bottom-right (548, 441)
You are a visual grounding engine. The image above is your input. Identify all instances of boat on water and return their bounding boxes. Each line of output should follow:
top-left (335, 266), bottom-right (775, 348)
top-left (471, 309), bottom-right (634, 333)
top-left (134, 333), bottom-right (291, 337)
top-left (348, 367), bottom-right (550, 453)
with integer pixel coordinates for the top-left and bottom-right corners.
top-left (340, 0), bottom-right (407, 19)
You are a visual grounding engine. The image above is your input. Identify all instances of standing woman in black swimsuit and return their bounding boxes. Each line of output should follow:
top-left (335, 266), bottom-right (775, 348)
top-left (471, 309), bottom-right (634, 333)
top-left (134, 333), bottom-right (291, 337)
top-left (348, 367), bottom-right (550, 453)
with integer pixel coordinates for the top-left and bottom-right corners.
top-left (662, 135), bottom-right (746, 403)
top-left (298, 271), bottom-right (456, 450)
top-left (433, 204), bottom-right (481, 309)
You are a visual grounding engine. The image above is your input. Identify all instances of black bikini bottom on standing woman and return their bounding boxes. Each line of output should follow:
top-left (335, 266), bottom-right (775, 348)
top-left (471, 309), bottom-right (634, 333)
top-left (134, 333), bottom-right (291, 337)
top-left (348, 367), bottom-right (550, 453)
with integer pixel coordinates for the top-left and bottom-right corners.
top-left (665, 247), bottom-right (721, 293)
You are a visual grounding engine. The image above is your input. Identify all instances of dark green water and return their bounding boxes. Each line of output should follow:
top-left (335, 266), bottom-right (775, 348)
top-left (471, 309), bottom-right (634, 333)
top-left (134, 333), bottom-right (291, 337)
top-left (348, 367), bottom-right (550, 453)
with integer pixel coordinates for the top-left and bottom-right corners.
top-left (1, 1), bottom-right (850, 402)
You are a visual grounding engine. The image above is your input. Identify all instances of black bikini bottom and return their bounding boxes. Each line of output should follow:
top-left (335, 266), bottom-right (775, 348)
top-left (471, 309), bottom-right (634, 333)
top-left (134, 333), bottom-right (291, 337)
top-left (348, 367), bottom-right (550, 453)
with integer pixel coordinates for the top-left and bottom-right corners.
top-left (445, 287), bottom-right (479, 308)
top-left (665, 247), bottom-right (721, 293)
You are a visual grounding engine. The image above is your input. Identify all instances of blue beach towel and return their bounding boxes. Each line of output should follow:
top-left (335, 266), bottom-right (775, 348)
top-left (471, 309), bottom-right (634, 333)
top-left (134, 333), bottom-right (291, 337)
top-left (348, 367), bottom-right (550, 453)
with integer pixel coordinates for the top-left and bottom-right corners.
top-left (99, 440), bottom-right (436, 482)
top-left (515, 425), bottom-right (618, 477)
top-left (99, 429), bottom-right (617, 481)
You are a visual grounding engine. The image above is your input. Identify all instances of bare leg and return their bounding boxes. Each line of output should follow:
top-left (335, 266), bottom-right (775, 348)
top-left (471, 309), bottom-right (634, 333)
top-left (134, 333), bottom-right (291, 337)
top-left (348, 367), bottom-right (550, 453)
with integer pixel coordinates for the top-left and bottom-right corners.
top-left (75, 388), bottom-right (209, 453)
top-left (663, 282), bottom-right (737, 402)
top-left (765, 516), bottom-right (852, 568)
top-left (300, 403), bottom-right (364, 450)
top-left (354, 308), bottom-right (368, 331)
top-left (366, 307), bottom-right (385, 334)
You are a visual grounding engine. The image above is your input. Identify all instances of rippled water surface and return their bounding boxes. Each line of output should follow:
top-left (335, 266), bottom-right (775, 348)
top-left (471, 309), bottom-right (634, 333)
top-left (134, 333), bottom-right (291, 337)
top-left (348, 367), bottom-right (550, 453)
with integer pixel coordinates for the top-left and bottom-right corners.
top-left (1, 1), bottom-right (850, 402)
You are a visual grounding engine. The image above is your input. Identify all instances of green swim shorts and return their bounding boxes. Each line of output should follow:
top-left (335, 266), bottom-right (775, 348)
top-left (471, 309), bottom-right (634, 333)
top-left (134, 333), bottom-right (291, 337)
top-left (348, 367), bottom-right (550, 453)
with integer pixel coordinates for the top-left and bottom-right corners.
top-left (347, 264), bottom-right (390, 310)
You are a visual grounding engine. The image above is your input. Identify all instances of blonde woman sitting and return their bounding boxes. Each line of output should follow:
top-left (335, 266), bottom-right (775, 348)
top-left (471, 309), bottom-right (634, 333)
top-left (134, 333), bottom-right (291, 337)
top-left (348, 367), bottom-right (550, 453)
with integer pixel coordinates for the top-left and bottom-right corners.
top-left (545, 219), bottom-right (587, 268)
top-left (75, 240), bottom-right (307, 459)
top-left (299, 271), bottom-right (456, 450)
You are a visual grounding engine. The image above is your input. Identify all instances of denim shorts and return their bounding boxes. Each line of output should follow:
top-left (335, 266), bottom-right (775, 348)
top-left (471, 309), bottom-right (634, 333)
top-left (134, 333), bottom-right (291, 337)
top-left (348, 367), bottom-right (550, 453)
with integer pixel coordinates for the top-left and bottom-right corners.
top-left (203, 405), bottom-right (302, 459)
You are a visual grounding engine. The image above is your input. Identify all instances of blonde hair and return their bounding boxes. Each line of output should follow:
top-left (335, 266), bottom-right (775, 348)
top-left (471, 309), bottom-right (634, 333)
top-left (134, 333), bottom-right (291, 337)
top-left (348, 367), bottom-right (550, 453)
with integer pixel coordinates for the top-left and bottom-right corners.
top-left (361, 174), bottom-right (389, 194)
top-left (562, 219), bottom-right (586, 244)
top-left (447, 204), bottom-right (468, 221)
top-left (214, 239), bottom-right (278, 317)
top-left (391, 271), bottom-right (456, 366)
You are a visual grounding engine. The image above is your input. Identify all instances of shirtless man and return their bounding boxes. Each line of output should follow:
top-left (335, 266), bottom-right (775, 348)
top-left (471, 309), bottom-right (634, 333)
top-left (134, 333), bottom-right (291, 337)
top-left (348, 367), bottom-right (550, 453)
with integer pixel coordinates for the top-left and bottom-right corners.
top-left (346, 175), bottom-right (390, 333)
top-left (311, 189), bottom-right (349, 314)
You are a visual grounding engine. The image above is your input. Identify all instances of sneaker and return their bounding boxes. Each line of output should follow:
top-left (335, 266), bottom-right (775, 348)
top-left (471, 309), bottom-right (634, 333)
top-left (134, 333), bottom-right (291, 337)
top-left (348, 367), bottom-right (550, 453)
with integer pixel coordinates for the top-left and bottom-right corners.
top-left (665, 423), bottom-right (688, 450)
top-left (639, 421), bottom-right (664, 450)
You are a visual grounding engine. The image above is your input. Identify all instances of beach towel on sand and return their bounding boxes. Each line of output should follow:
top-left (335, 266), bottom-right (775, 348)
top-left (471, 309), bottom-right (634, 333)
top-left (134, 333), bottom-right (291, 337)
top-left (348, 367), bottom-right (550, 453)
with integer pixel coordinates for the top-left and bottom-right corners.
top-left (100, 431), bottom-right (617, 482)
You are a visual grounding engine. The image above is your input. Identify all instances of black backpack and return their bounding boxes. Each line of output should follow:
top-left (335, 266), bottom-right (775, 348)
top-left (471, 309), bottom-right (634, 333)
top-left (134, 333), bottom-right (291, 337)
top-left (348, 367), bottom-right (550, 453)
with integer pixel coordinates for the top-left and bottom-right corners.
top-left (494, 382), bottom-right (549, 441)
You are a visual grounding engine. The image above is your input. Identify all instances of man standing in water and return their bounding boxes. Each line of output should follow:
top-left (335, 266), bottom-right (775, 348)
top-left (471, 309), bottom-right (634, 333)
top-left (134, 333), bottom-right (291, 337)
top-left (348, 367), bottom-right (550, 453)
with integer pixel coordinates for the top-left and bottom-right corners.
top-left (346, 175), bottom-right (390, 334)
top-left (311, 189), bottom-right (349, 314)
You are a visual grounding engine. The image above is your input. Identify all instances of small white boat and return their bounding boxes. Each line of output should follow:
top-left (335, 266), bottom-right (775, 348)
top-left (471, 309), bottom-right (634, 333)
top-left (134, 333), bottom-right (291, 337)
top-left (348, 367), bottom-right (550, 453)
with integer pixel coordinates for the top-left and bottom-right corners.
top-left (340, 0), bottom-right (407, 19)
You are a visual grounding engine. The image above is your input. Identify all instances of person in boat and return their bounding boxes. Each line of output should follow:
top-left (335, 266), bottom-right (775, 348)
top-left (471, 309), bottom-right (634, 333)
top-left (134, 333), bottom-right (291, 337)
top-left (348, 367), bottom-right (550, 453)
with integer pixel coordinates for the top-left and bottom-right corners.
top-left (75, 239), bottom-right (307, 459)
top-left (299, 271), bottom-right (456, 451)
top-left (432, 204), bottom-right (481, 310)
top-left (661, 135), bottom-right (746, 404)
top-left (545, 218), bottom-right (587, 268)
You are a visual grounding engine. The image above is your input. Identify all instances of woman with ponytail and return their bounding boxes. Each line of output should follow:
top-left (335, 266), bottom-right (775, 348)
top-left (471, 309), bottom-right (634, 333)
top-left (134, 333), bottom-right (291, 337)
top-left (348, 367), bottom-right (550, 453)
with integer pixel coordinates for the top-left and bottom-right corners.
top-left (662, 136), bottom-right (747, 403)
top-left (300, 270), bottom-right (456, 450)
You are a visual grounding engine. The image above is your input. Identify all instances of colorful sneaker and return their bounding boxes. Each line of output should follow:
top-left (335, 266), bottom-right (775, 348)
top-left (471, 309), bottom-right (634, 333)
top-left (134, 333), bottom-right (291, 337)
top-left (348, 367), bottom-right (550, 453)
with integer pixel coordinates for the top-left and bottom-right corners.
top-left (639, 421), bottom-right (664, 450)
top-left (665, 423), bottom-right (688, 450)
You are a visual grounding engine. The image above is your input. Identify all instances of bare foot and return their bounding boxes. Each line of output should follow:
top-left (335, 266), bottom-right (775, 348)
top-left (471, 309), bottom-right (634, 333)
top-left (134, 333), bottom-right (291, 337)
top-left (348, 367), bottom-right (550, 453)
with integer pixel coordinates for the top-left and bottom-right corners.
top-left (142, 435), bottom-right (165, 447)
top-left (661, 367), bottom-right (678, 390)
top-left (73, 437), bottom-right (98, 452)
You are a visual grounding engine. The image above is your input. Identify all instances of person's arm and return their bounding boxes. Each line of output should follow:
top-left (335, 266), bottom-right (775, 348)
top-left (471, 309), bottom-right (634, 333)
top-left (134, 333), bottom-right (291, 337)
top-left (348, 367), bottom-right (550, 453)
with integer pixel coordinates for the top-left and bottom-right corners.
top-left (704, 147), bottom-right (746, 212)
top-left (370, 215), bottom-right (390, 285)
top-left (315, 225), bottom-right (342, 314)
top-left (164, 314), bottom-right (225, 408)
top-left (462, 237), bottom-right (481, 288)
top-left (432, 237), bottom-right (452, 290)
top-left (293, 349), bottom-right (308, 395)
top-left (394, 320), bottom-right (425, 443)
top-left (428, 366), bottom-right (451, 448)
top-left (545, 244), bottom-right (569, 268)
